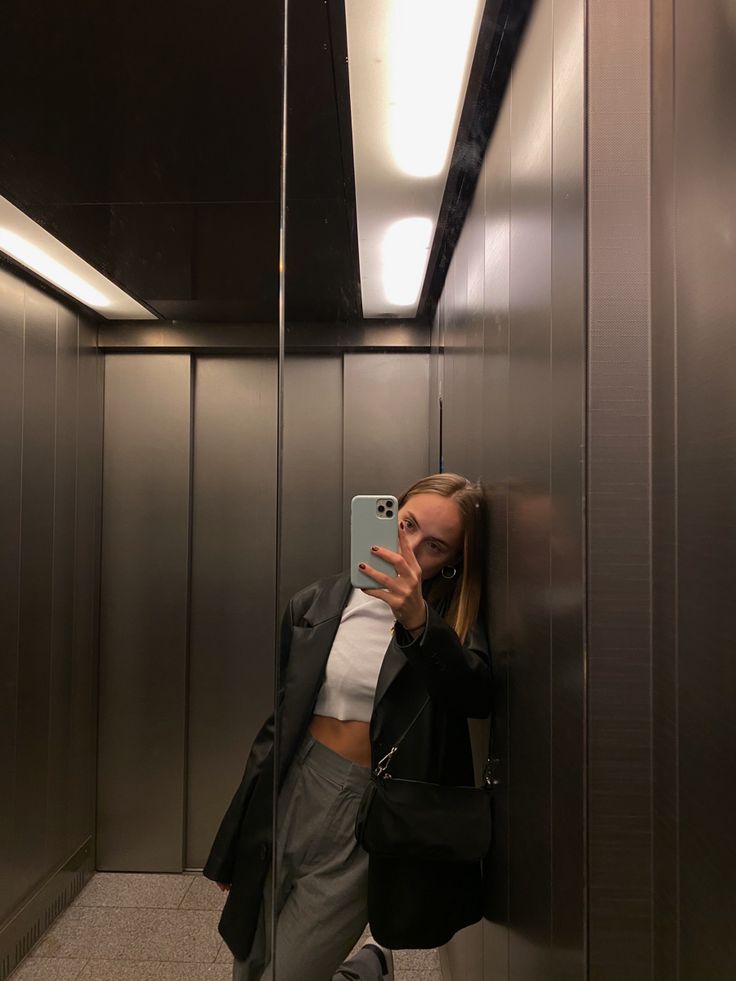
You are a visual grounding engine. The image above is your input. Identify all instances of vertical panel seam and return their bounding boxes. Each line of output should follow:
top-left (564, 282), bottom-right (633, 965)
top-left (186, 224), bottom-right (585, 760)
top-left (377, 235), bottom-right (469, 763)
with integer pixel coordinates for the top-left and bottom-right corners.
top-left (46, 305), bottom-right (60, 867)
top-left (12, 285), bottom-right (28, 881)
top-left (182, 355), bottom-right (196, 870)
top-left (549, 0), bottom-right (556, 957)
top-left (646, 3), bottom-right (655, 979)
top-left (671, 0), bottom-right (680, 971)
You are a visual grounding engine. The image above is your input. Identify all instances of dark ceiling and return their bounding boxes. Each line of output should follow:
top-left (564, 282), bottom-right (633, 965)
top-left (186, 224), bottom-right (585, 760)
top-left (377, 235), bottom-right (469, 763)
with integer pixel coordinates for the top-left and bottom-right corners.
top-left (0, 0), bottom-right (361, 323)
top-left (0, 0), bottom-right (529, 326)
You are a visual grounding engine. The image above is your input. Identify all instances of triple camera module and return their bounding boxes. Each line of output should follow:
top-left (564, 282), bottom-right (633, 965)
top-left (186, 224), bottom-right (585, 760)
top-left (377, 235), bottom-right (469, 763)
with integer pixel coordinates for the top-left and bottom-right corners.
top-left (377, 498), bottom-right (395, 518)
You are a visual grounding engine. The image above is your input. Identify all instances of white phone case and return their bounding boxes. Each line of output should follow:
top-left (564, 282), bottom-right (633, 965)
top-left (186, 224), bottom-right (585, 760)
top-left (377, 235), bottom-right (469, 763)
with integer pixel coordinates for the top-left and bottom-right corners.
top-left (350, 495), bottom-right (399, 589)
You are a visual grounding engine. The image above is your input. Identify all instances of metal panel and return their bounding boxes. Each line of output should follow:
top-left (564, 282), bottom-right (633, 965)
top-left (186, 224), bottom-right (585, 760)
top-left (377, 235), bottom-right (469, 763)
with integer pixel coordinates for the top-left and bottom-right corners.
top-left (650, 2), bottom-right (678, 978)
top-left (69, 315), bottom-right (103, 855)
top-left (280, 356), bottom-right (343, 609)
top-left (0, 267), bottom-right (25, 921)
top-left (674, 1), bottom-right (736, 976)
top-left (342, 354), bottom-right (430, 569)
top-left (187, 356), bottom-right (277, 868)
top-left (46, 304), bottom-right (78, 866)
top-left (15, 291), bottom-right (57, 898)
top-left (97, 354), bottom-right (191, 871)
top-left (587, 0), bottom-right (653, 976)
top-left (480, 60), bottom-right (512, 981)
top-left (507, 0), bottom-right (554, 974)
top-left (439, 1), bottom-right (586, 978)
top-left (548, 0), bottom-right (586, 975)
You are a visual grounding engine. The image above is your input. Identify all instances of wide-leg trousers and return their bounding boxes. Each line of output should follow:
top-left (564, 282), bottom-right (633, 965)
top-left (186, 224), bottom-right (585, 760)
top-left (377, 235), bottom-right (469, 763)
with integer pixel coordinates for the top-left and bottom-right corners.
top-left (232, 733), bottom-right (384, 981)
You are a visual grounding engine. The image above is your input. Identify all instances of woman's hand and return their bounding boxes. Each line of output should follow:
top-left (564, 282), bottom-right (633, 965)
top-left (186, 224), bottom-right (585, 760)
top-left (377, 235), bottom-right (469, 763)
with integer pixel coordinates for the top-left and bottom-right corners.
top-left (359, 521), bottom-right (427, 632)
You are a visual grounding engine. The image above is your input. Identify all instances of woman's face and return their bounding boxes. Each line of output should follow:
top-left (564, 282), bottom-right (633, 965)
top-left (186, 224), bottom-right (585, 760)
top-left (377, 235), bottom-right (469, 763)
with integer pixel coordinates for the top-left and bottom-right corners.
top-left (398, 492), bottom-right (464, 581)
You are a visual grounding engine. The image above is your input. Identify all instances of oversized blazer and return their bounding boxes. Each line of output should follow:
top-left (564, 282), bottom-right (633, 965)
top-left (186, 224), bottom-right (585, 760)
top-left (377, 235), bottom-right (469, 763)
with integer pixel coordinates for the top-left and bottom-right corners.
top-left (203, 570), bottom-right (492, 958)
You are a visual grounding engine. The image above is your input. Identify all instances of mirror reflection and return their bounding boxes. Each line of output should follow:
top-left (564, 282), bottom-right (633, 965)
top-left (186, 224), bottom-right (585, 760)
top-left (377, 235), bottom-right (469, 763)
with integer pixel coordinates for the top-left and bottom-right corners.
top-left (232, 2), bottom-right (541, 979)
top-left (1, 0), bottom-right (588, 977)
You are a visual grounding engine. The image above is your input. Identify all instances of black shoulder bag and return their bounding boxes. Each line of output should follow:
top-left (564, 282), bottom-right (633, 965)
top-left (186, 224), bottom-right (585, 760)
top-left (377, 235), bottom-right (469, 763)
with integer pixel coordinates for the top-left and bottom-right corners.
top-left (354, 698), bottom-right (500, 863)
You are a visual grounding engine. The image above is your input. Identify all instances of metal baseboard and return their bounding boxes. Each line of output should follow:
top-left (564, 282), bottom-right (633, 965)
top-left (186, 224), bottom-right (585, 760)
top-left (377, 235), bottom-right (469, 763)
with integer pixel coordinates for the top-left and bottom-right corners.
top-left (0, 838), bottom-right (93, 980)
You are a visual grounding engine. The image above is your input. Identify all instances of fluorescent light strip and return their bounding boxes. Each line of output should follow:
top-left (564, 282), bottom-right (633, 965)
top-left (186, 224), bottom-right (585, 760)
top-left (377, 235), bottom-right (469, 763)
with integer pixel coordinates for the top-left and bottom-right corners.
top-left (346, 0), bottom-right (484, 317)
top-left (388, 0), bottom-right (484, 179)
top-left (0, 195), bottom-right (156, 320)
top-left (382, 217), bottom-right (434, 306)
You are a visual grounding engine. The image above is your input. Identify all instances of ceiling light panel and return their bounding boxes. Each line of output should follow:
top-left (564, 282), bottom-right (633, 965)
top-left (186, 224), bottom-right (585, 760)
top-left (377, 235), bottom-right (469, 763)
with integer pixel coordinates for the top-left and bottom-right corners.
top-left (0, 196), bottom-right (156, 320)
top-left (345, 0), bottom-right (484, 318)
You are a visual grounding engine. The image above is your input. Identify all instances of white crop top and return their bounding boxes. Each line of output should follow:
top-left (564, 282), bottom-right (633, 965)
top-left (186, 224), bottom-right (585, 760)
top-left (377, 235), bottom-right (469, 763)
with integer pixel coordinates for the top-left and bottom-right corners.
top-left (313, 588), bottom-right (395, 722)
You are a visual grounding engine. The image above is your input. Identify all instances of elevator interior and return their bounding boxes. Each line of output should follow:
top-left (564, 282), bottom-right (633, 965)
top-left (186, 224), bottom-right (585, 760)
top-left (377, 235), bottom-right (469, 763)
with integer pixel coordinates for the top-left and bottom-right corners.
top-left (2, 1), bottom-right (736, 980)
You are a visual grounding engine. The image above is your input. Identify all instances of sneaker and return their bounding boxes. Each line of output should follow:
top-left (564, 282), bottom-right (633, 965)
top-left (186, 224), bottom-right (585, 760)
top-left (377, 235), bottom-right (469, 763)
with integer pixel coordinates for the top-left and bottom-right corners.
top-left (362, 940), bottom-right (394, 980)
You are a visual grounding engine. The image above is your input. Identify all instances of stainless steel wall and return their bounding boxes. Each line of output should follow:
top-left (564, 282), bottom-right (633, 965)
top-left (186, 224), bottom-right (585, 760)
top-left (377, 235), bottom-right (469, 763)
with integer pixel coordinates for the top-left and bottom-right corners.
top-left (97, 354), bottom-right (277, 871)
top-left (97, 350), bottom-right (428, 870)
top-left (0, 265), bottom-right (102, 953)
top-left (97, 355), bottom-right (193, 871)
top-left (187, 357), bottom-right (277, 868)
top-left (650, 0), bottom-right (736, 977)
top-left (587, 2), bottom-right (653, 975)
top-left (433, 0), bottom-right (586, 977)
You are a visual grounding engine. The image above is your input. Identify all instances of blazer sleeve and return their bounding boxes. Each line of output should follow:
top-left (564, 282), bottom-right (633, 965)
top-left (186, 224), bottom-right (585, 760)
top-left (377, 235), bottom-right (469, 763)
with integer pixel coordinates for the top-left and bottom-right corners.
top-left (202, 596), bottom-right (296, 884)
top-left (393, 603), bottom-right (491, 718)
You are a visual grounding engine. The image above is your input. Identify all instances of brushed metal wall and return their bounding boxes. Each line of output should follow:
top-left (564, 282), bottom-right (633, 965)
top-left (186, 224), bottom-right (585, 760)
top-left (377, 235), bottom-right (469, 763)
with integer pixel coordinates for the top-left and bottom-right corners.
top-left (653, 0), bottom-right (736, 976)
top-left (97, 351), bottom-right (429, 869)
top-left (280, 351), bottom-right (431, 605)
top-left (341, 353), bottom-right (431, 569)
top-left (0, 265), bottom-right (102, 928)
top-left (436, 0), bottom-right (586, 978)
top-left (587, 1), bottom-right (653, 976)
top-left (187, 357), bottom-right (277, 868)
top-left (97, 355), bottom-right (193, 871)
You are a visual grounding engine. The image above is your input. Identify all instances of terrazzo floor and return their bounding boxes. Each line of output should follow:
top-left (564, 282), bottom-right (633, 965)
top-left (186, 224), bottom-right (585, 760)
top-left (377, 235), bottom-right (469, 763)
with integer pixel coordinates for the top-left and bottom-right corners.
top-left (10, 873), bottom-right (441, 981)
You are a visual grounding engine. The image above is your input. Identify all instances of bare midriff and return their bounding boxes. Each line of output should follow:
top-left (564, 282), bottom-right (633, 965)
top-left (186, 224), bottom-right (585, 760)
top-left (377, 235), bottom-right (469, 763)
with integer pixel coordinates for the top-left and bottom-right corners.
top-left (308, 715), bottom-right (372, 768)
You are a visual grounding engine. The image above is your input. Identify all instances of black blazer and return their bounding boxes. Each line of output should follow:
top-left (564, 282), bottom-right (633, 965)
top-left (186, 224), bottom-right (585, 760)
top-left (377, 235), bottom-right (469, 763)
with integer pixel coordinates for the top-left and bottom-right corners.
top-left (203, 571), bottom-right (491, 957)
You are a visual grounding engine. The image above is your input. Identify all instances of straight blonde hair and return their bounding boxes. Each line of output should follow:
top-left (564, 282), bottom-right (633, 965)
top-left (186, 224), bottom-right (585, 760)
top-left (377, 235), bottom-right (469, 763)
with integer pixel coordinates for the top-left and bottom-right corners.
top-left (398, 473), bottom-right (486, 643)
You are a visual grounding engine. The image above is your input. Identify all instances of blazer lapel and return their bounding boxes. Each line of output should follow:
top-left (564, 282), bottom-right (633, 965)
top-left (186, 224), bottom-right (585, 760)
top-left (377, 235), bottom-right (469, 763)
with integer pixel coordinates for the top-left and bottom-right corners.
top-left (277, 573), bottom-right (352, 774)
top-left (369, 635), bottom-right (409, 746)
top-left (373, 638), bottom-right (406, 711)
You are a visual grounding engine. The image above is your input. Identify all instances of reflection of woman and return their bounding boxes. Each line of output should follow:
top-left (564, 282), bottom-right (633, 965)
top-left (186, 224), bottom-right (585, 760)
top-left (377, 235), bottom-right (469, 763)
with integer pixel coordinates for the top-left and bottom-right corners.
top-left (204, 473), bottom-right (491, 981)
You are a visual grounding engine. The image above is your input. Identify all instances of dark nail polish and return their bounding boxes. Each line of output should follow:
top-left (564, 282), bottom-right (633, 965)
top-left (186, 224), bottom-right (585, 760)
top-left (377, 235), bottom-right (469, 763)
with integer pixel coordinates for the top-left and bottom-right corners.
top-left (370, 545), bottom-right (378, 552)
top-left (358, 563), bottom-right (366, 570)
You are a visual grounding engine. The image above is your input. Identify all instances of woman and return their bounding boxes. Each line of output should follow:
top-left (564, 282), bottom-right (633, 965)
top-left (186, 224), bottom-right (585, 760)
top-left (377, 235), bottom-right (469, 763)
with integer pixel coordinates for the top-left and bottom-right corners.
top-left (203, 473), bottom-right (491, 981)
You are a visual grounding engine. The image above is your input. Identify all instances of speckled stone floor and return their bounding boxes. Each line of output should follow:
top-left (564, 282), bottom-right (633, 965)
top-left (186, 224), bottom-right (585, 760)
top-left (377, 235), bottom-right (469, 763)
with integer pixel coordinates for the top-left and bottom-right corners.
top-left (10, 873), bottom-right (441, 981)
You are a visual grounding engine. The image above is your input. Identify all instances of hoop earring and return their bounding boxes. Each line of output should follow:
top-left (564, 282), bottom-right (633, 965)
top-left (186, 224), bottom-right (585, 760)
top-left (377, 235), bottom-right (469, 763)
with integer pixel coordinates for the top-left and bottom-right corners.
top-left (441, 565), bottom-right (457, 580)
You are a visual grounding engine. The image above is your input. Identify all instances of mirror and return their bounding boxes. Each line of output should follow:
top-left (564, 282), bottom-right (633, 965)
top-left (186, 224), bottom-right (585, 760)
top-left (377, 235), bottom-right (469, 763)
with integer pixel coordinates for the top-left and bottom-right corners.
top-left (0, 3), bottom-right (283, 975)
top-left (270, 1), bottom-right (536, 979)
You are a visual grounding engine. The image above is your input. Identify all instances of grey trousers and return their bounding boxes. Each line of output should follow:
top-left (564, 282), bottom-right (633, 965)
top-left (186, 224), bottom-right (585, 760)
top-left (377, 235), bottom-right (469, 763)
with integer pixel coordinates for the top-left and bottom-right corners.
top-left (232, 733), bottom-right (383, 981)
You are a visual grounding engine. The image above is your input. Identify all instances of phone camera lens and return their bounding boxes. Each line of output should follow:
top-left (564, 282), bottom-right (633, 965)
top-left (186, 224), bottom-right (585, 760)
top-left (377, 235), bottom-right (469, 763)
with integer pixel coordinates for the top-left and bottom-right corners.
top-left (386, 510), bottom-right (394, 517)
top-left (377, 504), bottom-right (385, 513)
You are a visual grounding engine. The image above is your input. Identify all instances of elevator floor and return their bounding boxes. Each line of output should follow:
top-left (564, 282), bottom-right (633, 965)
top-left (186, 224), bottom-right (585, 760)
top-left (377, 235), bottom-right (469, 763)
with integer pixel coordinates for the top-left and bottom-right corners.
top-left (10, 872), bottom-right (441, 980)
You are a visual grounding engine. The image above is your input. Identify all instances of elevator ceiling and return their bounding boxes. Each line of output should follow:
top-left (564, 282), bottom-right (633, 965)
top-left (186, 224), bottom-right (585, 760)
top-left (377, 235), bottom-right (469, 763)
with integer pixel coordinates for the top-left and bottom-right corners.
top-left (0, 0), bottom-right (359, 323)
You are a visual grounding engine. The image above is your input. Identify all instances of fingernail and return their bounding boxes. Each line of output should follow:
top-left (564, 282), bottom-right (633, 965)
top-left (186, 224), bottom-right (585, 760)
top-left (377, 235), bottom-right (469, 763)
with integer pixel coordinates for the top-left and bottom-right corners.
top-left (370, 545), bottom-right (378, 552)
top-left (358, 563), bottom-right (366, 570)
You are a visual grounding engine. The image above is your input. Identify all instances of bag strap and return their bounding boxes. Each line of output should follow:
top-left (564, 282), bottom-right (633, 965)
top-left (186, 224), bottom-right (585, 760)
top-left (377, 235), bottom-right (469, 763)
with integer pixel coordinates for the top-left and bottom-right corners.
top-left (374, 696), bottom-right (430, 777)
top-left (375, 695), bottom-right (501, 789)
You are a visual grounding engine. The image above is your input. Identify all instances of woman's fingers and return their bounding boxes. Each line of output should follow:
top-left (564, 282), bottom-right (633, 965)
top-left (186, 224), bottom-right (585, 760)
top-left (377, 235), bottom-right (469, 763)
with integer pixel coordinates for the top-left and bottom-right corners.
top-left (357, 562), bottom-right (399, 589)
top-left (367, 545), bottom-right (405, 571)
top-left (397, 521), bottom-right (422, 572)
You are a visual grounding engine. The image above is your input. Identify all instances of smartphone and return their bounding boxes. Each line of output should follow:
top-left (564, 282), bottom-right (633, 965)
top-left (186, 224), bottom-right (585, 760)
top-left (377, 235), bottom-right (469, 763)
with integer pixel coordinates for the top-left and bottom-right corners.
top-left (350, 495), bottom-right (399, 589)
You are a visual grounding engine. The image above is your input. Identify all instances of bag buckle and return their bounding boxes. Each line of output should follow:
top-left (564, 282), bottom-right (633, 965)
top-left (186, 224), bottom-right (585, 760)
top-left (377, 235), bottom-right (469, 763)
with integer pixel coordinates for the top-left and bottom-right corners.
top-left (375, 747), bottom-right (397, 779)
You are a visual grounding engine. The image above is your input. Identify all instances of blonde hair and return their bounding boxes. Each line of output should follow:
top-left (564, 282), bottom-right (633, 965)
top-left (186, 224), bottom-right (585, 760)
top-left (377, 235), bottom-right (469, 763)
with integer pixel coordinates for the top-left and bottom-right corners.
top-left (398, 473), bottom-right (486, 643)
